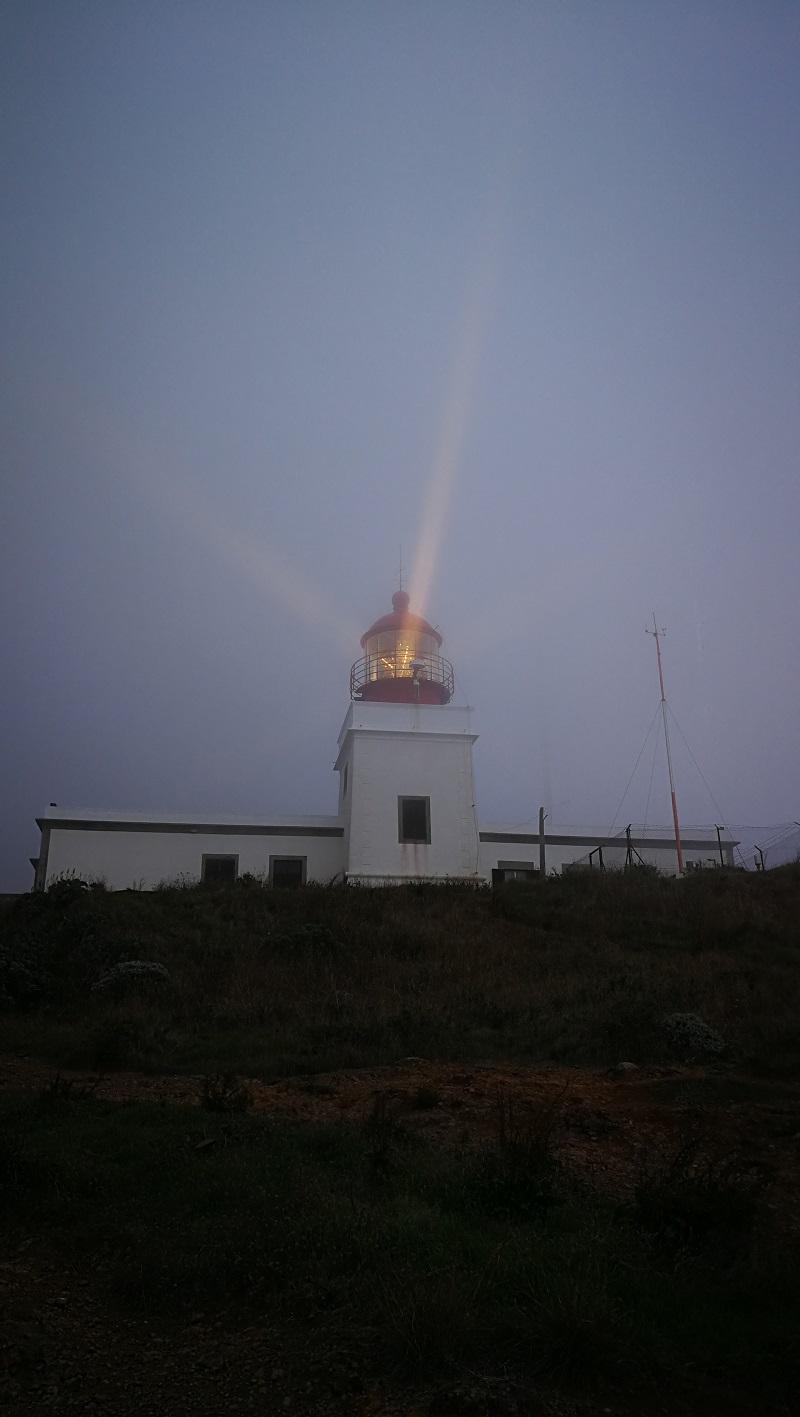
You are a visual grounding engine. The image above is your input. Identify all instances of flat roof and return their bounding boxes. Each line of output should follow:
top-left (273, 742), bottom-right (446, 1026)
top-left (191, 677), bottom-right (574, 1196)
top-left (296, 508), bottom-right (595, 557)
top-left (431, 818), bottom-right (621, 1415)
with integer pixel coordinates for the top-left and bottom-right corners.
top-left (37, 808), bottom-right (344, 838)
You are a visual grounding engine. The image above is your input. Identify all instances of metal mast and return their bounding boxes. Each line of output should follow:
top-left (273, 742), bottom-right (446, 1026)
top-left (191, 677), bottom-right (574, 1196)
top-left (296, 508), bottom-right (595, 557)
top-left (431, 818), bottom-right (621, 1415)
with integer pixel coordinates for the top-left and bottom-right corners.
top-left (647, 615), bottom-right (684, 876)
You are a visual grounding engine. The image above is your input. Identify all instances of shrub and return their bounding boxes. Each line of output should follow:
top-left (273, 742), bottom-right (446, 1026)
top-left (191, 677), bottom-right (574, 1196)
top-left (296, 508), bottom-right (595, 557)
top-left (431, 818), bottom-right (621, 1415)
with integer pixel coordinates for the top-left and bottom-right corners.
top-left (458, 1089), bottom-right (565, 1220)
top-left (91, 960), bottom-right (171, 992)
top-left (634, 1132), bottom-right (766, 1247)
top-left (46, 875), bottom-right (94, 906)
top-left (0, 943), bottom-right (53, 1008)
top-left (663, 1012), bottom-right (725, 1058)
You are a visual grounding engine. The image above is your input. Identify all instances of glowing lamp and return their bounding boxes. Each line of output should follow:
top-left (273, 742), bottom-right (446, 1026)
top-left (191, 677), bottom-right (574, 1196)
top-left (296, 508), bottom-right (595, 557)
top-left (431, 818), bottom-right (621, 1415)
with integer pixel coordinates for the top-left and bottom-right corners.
top-left (350, 591), bottom-right (454, 704)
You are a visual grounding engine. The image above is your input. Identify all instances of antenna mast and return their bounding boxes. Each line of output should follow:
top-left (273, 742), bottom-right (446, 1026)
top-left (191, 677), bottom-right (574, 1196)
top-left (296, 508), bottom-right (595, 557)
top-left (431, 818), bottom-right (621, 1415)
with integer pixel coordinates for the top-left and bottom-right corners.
top-left (647, 615), bottom-right (684, 876)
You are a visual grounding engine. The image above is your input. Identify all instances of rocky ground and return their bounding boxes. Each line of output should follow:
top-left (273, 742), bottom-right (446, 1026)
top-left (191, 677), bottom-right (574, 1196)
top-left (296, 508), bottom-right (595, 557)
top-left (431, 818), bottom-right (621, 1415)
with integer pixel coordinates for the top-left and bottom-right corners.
top-left (2, 1057), bottom-right (798, 1416)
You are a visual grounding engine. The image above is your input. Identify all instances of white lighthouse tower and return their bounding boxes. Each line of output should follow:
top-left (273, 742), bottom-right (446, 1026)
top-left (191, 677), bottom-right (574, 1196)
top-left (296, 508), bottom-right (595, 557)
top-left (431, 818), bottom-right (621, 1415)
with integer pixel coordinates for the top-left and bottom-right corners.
top-left (336, 590), bottom-right (480, 883)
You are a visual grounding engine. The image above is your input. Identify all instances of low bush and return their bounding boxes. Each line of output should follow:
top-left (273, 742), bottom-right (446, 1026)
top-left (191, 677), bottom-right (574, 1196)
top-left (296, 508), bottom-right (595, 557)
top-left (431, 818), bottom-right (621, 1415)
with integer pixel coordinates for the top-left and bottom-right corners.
top-left (92, 960), bottom-right (171, 992)
top-left (634, 1131), bottom-right (767, 1248)
top-left (455, 1089), bottom-right (566, 1221)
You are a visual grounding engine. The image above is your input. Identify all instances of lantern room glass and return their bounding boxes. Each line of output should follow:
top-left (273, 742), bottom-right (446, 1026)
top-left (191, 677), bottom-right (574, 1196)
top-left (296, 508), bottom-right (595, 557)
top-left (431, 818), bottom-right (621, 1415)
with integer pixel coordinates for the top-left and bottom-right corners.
top-left (362, 629), bottom-right (438, 681)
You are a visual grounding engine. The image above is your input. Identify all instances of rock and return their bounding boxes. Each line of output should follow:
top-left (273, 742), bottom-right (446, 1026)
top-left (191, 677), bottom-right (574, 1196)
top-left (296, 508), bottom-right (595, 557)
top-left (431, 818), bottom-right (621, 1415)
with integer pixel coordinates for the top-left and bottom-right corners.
top-left (663, 1012), bottom-right (725, 1056)
top-left (608, 1061), bottom-right (639, 1078)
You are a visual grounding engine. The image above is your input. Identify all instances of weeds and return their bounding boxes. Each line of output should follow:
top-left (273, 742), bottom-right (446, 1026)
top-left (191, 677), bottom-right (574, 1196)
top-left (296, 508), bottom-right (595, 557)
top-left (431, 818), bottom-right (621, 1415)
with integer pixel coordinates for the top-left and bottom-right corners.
top-left (0, 869), bottom-right (798, 1405)
top-left (363, 1093), bottom-right (410, 1178)
top-left (373, 1262), bottom-right (487, 1369)
top-left (522, 1259), bottom-right (621, 1380)
top-left (37, 1071), bottom-right (103, 1109)
top-left (0, 1091), bottom-right (796, 1401)
top-left (0, 1113), bottom-right (29, 1206)
top-left (634, 1129), bottom-right (767, 1248)
top-left (447, 1089), bottom-right (567, 1223)
top-left (2, 867), bottom-right (799, 1075)
top-left (199, 1072), bottom-right (253, 1113)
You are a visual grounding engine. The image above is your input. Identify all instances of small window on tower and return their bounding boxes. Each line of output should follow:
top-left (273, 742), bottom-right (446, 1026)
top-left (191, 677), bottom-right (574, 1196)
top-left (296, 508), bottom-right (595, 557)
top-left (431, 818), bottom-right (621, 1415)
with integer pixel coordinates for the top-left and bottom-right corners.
top-left (202, 854), bottom-right (238, 883)
top-left (399, 796), bottom-right (431, 844)
top-left (270, 856), bottom-right (306, 887)
top-left (343, 763), bottom-right (348, 798)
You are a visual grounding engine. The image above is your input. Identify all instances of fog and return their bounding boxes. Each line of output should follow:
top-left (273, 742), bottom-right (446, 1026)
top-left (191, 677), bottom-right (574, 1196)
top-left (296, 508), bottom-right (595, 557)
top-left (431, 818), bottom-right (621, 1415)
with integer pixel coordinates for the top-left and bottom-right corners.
top-left (2, 2), bottom-right (798, 888)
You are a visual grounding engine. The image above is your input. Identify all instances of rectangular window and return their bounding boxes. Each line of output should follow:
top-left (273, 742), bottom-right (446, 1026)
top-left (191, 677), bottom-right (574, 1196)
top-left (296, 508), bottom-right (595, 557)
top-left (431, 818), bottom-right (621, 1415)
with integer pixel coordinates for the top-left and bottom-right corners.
top-left (398, 796), bottom-right (431, 844)
top-left (269, 856), bottom-right (306, 887)
top-left (342, 762), bottom-right (348, 798)
top-left (201, 854), bottom-right (238, 883)
top-left (493, 861), bottom-right (537, 885)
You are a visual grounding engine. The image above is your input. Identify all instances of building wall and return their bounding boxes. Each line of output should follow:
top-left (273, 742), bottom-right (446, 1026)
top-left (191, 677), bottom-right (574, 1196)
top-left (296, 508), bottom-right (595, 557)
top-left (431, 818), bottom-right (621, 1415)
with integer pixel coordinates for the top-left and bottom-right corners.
top-left (38, 814), bottom-right (344, 890)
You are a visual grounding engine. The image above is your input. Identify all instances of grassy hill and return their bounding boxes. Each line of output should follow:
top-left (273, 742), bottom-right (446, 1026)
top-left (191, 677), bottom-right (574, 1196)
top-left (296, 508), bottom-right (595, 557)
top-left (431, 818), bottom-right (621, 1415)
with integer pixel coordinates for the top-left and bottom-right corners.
top-left (1, 867), bottom-right (799, 1412)
top-left (2, 864), bottom-right (799, 1078)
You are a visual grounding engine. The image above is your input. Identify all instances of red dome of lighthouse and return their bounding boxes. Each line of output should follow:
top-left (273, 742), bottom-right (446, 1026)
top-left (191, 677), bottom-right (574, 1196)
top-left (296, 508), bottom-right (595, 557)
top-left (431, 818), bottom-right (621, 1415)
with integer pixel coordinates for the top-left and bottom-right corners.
top-left (359, 590), bottom-right (443, 649)
top-left (350, 591), bottom-right (454, 704)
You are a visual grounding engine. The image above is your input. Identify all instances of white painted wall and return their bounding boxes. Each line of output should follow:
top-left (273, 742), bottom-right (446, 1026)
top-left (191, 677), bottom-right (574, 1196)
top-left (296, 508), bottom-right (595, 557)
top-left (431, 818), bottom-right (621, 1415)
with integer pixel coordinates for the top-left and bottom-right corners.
top-left (38, 810), bottom-right (345, 890)
top-left (336, 702), bottom-right (480, 881)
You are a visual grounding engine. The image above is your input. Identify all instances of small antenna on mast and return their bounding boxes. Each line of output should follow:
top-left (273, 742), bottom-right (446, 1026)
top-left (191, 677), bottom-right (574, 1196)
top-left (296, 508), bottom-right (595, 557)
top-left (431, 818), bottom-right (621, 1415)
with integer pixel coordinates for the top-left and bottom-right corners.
top-left (398, 545), bottom-right (403, 592)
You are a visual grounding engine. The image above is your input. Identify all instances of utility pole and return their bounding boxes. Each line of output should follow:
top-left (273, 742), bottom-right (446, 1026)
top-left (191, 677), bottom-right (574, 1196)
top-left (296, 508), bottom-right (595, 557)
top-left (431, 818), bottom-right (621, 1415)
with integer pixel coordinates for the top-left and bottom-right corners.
top-left (715, 824), bottom-right (725, 868)
top-left (647, 616), bottom-right (684, 876)
top-left (538, 807), bottom-right (546, 876)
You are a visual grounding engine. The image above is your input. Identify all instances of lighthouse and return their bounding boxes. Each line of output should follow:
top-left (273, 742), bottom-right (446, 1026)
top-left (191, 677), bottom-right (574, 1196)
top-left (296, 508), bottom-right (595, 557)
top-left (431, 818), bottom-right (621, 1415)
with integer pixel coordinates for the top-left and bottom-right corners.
top-left (30, 587), bottom-right (738, 890)
top-left (336, 591), bottom-right (480, 883)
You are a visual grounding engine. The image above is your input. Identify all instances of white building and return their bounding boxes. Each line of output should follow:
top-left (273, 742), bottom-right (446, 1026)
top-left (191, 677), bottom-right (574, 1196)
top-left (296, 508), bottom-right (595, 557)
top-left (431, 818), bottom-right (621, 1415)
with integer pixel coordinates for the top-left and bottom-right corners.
top-left (32, 591), bottom-right (736, 889)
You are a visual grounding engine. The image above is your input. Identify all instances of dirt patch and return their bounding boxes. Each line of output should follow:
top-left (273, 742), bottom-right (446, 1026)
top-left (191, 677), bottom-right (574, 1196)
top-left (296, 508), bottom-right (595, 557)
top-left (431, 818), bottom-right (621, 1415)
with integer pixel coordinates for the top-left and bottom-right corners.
top-left (2, 1055), bottom-right (797, 1225)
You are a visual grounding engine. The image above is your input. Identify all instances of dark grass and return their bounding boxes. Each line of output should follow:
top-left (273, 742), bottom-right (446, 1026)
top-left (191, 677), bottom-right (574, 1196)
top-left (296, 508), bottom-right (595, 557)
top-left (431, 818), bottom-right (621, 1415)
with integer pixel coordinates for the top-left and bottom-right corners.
top-left (1, 1087), bottom-right (797, 1402)
top-left (2, 869), bottom-right (798, 1406)
top-left (2, 864), bottom-right (799, 1077)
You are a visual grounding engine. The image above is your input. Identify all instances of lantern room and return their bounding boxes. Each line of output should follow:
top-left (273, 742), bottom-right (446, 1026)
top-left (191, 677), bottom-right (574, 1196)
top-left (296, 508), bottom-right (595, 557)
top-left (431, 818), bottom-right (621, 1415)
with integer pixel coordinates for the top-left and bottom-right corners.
top-left (350, 591), bottom-right (454, 704)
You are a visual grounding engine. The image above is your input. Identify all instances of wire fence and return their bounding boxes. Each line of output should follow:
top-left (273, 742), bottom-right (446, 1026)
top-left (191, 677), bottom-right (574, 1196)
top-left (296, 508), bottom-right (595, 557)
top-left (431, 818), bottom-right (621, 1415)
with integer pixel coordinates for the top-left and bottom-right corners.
top-left (728, 822), bottom-right (800, 872)
top-left (566, 822), bottom-right (799, 874)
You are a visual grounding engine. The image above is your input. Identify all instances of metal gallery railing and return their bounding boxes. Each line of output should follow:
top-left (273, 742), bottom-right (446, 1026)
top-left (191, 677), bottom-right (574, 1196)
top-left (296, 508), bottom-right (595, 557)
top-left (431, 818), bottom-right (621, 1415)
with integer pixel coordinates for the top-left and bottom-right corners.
top-left (350, 652), bottom-right (454, 699)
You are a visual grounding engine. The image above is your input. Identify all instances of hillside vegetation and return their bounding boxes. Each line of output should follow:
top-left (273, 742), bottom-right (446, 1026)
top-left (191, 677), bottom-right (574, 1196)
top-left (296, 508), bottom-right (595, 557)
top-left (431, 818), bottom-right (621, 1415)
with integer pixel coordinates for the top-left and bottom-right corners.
top-left (2, 864), bottom-right (798, 1077)
top-left (2, 867), bottom-right (799, 1412)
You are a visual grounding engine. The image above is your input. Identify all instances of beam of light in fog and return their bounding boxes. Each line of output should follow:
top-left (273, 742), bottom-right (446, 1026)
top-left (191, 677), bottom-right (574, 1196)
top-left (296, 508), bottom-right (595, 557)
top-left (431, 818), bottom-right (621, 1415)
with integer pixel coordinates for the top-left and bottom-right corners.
top-left (409, 173), bottom-right (509, 617)
top-left (61, 384), bottom-right (358, 653)
top-left (145, 467), bottom-right (359, 654)
top-left (179, 497), bottom-right (359, 654)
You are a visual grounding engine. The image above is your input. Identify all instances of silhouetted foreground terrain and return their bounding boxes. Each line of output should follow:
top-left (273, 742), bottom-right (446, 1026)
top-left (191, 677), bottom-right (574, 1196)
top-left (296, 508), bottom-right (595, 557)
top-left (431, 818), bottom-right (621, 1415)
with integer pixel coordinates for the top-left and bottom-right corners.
top-left (1, 868), bottom-right (798, 1414)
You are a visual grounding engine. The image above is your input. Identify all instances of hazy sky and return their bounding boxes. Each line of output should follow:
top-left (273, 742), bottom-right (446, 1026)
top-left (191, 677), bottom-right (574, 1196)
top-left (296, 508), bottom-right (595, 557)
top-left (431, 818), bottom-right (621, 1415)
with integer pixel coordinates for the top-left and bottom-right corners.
top-left (2, 2), bottom-right (798, 888)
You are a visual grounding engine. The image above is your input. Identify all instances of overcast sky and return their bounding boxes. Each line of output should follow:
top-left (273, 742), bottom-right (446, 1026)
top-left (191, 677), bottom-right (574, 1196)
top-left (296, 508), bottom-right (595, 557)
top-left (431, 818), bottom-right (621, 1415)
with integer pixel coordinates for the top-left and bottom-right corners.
top-left (2, 1), bottom-right (799, 888)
